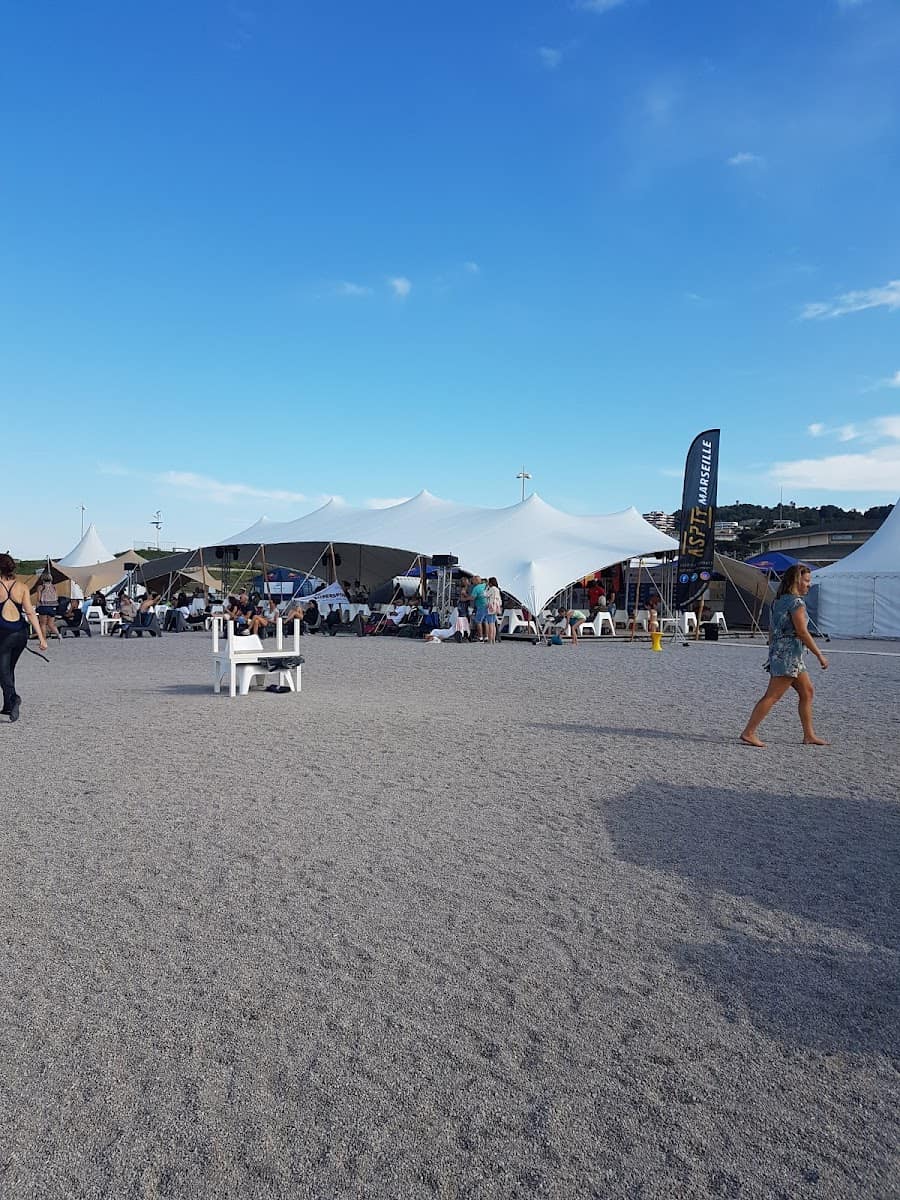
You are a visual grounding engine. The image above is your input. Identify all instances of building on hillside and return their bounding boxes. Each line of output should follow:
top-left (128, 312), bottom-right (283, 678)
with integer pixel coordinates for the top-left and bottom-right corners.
top-left (714, 520), bottom-right (740, 542)
top-left (643, 511), bottom-right (678, 538)
top-left (751, 522), bottom-right (882, 567)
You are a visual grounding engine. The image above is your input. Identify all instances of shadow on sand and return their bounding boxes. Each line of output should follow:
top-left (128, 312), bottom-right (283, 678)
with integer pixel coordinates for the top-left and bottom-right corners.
top-left (158, 683), bottom-right (215, 696)
top-left (530, 722), bottom-right (720, 745)
top-left (605, 784), bottom-right (900, 1057)
top-left (677, 935), bottom-right (898, 1058)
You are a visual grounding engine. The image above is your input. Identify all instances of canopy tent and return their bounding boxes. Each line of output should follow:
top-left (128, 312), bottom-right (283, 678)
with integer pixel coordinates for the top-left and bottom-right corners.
top-left (132, 561), bottom-right (221, 597)
top-left (213, 491), bottom-right (680, 612)
top-left (743, 551), bottom-right (807, 574)
top-left (56, 523), bottom-right (115, 567)
top-left (141, 491), bottom-right (679, 611)
top-left (55, 549), bottom-right (148, 596)
top-left (810, 501), bottom-right (899, 638)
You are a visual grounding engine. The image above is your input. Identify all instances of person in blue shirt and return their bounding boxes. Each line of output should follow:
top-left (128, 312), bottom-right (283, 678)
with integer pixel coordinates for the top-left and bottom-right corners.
top-left (740, 565), bottom-right (829, 747)
top-left (469, 575), bottom-right (488, 642)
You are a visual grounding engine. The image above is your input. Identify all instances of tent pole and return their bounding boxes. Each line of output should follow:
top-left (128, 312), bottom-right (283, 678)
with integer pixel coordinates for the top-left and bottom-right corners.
top-left (329, 543), bottom-right (338, 586)
top-left (629, 558), bottom-right (643, 641)
top-left (198, 545), bottom-right (208, 606)
top-left (260, 543), bottom-right (270, 604)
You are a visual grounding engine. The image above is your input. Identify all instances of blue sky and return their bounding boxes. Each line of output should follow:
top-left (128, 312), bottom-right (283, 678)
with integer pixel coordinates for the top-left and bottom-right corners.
top-left (3, 0), bottom-right (899, 556)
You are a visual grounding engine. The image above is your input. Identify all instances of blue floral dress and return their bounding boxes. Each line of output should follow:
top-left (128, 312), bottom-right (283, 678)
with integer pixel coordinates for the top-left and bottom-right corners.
top-left (767, 595), bottom-right (806, 677)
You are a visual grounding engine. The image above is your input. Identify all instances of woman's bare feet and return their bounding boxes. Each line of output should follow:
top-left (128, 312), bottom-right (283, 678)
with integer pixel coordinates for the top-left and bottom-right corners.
top-left (802, 735), bottom-right (829, 745)
top-left (740, 732), bottom-right (765, 747)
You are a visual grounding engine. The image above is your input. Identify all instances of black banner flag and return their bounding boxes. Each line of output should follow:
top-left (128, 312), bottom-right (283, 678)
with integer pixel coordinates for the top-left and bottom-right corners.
top-left (675, 429), bottom-right (720, 610)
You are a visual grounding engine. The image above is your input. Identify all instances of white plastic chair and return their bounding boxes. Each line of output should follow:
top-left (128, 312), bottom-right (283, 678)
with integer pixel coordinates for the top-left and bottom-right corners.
top-left (712, 611), bottom-right (729, 634)
top-left (500, 608), bottom-right (537, 637)
top-left (86, 605), bottom-right (113, 635)
top-left (212, 617), bottom-right (303, 697)
top-left (679, 611), bottom-right (698, 635)
top-left (577, 611), bottom-right (616, 637)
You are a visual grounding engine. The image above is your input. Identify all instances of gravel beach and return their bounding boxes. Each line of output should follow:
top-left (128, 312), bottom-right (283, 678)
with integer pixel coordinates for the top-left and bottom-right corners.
top-left (1, 630), bottom-right (898, 1199)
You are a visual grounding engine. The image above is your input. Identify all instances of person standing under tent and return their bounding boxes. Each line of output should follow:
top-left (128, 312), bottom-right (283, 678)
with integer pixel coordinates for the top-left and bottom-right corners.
top-left (740, 564), bottom-right (829, 748)
top-left (470, 575), bottom-right (488, 643)
top-left (35, 572), bottom-right (60, 641)
top-left (646, 594), bottom-right (660, 633)
top-left (0, 554), bottom-right (46, 723)
top-left (455, 581), bottom-right (472, 642)
top-left (484, 577), bottom-right (502, 644)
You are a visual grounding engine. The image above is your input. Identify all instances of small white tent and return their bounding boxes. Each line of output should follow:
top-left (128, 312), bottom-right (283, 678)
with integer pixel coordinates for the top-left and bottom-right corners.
top-left (56, 523), bottom-right (114, 567)
top-left (810, 501), bottom-right (899, 638)
top-left (217, 491), bottom-right (679, 611)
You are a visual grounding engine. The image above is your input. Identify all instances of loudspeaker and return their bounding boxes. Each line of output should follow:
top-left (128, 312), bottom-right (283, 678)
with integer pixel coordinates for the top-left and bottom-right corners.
top-left (432, 554), bottom-right (458, 567)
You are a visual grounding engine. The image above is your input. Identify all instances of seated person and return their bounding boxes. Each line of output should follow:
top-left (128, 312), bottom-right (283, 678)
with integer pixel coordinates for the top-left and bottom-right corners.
top-left (137, 593), bottom-right (160, 626)
top-left (164, 597), bottom-right (192, 632)
top-left (91, 590), bottom-right (111, 616)
top-left (281, 597), bottom-right (309, 632)
top-left (189, 589), bottom-right (207, 617)
top-left (109, 592), bottom-right (136, 636)
top-left (400, 604), bottom-right (421, 626)
top-left (247, 597), bottom-right (281, 637)
top-left (302, 599), bottom-right (321, 632)
top-left (63, 598), bottom-right (85, 631)
top-left (325, 605), bottom-right (344, 634)
top-left (224, 591), bottom-right (252, 630)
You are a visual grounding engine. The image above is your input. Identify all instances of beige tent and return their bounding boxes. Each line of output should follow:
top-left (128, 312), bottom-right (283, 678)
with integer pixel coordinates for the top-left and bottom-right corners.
top-left (715, 553), bottom-right (778, 608)
top-left (25, 550), bottom-right (149, 598)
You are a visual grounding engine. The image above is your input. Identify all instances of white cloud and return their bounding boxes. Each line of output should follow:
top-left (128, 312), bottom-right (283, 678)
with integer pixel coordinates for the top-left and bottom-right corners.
top-left (538, 46), bottom-right (563, 70)
top-left (388, 276), bottom-right (412, 298)
top-left (727, 151), bottom-right (765, 167)
top-left (878, 370), bottom-right (900, 389)
top-left (771, 414), bottom-right (900, 491)
top-left (333, 281), bottom-right (372, 297)
top-left (366, 497), bottom-right (411, 509)
top-left (801, 279), bottom-right (900, 320)
top-left (160, 471), bottom-right (310, 506)
top-left (771, 448), bottom-right (900, 491)
top-left (577, 0), bottom-right (628, 12)
top-left (464, 261), bottom-right (480, 275)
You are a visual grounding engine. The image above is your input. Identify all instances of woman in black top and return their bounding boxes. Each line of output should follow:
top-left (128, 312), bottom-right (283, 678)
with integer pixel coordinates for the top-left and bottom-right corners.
top-left (0, 553), bottom-right (47, 722)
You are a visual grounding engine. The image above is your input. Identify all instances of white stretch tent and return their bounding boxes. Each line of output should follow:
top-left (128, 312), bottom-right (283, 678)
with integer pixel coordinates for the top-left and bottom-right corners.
top-left (218, 491), bottom-right (679, 611)
top-left (56, 523), bottom-right (114, 567)
top-left (810, 501), bottom-right (899, 638)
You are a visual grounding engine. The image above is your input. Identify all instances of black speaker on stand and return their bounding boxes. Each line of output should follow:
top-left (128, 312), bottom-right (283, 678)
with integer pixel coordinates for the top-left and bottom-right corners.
top-left (214, 546), bottom-right (240, 595)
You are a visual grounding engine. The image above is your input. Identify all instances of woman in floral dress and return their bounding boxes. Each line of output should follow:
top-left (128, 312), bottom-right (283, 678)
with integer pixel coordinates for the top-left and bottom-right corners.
top-left (740, 565), bottom-right (829, 747)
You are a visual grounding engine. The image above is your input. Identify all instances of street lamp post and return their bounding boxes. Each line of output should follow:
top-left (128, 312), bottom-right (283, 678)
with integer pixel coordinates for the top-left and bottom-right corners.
top-left (151, 510), bottom-right (162, 551)
top-left (516, 467), bottom-right (532, 503)
top-left (79, 504), bottom-right (86, 537)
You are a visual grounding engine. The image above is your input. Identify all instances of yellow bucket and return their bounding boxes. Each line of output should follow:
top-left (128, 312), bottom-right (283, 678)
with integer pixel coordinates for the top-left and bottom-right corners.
top-left (650, 631), bottom-right (663, 652)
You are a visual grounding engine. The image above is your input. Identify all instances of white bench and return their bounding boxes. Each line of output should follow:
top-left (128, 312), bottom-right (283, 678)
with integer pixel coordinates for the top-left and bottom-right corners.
top-left (212, 618), bottom-right (303, 697)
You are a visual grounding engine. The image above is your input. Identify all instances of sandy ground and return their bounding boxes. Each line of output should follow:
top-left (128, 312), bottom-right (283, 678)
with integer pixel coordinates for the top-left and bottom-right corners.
top-left (0, 628), bottom-right (897, 1200)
